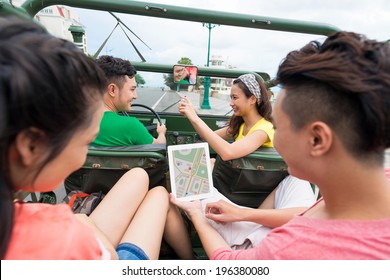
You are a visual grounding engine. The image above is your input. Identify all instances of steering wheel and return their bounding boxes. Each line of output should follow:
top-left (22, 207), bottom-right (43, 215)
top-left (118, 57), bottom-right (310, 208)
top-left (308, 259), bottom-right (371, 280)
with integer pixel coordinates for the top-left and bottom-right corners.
top-left (131, 104), bottom-right (162, 132)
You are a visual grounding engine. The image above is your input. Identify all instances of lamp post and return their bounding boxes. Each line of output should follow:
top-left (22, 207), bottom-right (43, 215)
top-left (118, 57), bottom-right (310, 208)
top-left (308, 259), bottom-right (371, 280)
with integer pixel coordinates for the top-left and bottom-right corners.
top-left (68, 24), bottom-right (85, 53)
top-left (201, 23), bottom-right (218, 109)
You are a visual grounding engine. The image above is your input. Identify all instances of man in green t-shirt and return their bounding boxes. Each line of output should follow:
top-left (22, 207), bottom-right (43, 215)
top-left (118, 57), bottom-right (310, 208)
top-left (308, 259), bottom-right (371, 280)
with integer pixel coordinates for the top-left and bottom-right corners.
top-left (92, 55), bottom-right (167, 146)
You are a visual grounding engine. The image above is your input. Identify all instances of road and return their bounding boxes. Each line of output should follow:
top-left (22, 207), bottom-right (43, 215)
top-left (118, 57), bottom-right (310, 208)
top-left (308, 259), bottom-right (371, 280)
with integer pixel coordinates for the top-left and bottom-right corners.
top-left (135, 87), bottom-right (232, 116)
top-left (132, 87), bottom-right (180, 113)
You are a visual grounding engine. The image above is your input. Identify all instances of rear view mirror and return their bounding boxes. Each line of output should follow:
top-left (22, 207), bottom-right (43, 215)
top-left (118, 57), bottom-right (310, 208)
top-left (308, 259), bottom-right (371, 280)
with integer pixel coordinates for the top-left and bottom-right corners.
top-left (173, 65), bottom-right (198, 85)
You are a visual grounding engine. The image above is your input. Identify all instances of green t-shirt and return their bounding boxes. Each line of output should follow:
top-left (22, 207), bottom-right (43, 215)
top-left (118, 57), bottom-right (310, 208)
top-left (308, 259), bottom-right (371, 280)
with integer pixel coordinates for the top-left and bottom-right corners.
top-left (178, 79), bottom-right (189, 84)
top-left (92, 111), bottom-right (154, 146)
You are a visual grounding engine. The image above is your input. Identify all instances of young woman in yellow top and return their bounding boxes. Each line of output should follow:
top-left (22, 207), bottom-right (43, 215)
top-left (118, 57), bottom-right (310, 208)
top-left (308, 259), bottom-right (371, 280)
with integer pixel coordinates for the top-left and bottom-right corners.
top-left (179, 74), bottom-right (273, 160)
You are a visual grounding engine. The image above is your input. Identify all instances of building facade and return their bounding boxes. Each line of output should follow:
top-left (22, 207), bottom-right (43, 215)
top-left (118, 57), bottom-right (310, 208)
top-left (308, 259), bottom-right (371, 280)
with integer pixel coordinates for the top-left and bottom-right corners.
top-left (209, 55), bottom-right (235, 99)
top-left (12, 1), bottom-right (87, 53)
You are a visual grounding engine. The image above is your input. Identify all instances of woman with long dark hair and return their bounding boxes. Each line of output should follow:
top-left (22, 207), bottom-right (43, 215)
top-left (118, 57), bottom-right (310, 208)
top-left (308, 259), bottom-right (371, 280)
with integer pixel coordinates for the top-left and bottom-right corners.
top-left (179, 74), bottom-right (273, 160)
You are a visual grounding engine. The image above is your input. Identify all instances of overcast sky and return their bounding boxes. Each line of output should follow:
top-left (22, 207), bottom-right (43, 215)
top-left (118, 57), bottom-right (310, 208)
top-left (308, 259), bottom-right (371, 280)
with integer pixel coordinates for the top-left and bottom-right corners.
top-left (75, 0), bottom-right (390, 87)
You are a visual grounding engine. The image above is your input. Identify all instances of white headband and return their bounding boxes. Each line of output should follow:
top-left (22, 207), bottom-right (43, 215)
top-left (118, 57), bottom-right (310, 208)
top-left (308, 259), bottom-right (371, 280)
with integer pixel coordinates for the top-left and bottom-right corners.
top-left (237, 74), bottom-right (261, 104)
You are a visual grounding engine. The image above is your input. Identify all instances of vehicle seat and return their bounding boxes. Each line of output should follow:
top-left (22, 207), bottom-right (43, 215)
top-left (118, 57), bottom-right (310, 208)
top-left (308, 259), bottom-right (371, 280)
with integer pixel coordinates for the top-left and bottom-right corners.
top-left (212, 147), bottom-right (289, 208)
top-left (64, 144), bottom-right (167, 194)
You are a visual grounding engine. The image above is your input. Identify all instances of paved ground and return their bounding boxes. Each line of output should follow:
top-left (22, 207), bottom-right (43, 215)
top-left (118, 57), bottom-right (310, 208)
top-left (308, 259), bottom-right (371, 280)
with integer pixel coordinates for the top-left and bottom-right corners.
top-left (135, 87), bottom-right (232, 116)
top-left (174, 89), bottom-right (232, 116)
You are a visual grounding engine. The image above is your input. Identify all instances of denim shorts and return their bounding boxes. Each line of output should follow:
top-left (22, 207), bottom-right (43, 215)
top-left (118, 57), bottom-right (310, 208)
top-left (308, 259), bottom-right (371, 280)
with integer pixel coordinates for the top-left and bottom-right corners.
top-left (116, 242), bottom-right (149, 260)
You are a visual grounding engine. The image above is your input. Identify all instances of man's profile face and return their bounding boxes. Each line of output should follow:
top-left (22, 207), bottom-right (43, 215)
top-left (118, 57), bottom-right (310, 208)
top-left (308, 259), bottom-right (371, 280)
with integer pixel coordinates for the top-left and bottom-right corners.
top-left (174, 66), bottom-right (187, 82)
top-left (272, 89), bottom-right (307, 179)
top-left (115, 76), bottom-right (137, 112)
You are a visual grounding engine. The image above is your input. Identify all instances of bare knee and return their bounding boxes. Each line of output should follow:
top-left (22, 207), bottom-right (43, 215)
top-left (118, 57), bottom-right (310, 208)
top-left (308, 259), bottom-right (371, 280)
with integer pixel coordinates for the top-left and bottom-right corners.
top-left (210, 158), bottom-right (216, 171)
top-left (125, 167), bottom-right (148, 181)
top-left (147, 186), bottom-right (169, 210)
top-left (123, 168), bottom-right (149, 189)
top-left (148, 186), bottom-right (169, 198)
top-left (109, 168), bottom-right (149, 199)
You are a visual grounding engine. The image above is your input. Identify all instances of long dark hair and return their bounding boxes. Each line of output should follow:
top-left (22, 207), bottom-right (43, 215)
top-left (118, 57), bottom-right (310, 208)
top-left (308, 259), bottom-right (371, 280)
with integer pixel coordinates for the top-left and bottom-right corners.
top-left (0, 17), bottom-right (106, 258)
top-left (228, 75), bottom-right (272, 139)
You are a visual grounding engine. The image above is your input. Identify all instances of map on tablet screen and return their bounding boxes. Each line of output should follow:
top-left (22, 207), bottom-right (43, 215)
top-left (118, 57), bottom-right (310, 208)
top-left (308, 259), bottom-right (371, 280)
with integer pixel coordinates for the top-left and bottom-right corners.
top-left (168, 142), bottom-right (213, 201)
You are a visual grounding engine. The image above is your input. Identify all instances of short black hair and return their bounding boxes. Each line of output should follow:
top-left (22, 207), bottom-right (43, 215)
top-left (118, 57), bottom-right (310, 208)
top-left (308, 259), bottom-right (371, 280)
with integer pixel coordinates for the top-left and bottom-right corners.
top-left (277, 31), bottom-right (390, 162)
top-left (96, 55), bottom-right (137, 88)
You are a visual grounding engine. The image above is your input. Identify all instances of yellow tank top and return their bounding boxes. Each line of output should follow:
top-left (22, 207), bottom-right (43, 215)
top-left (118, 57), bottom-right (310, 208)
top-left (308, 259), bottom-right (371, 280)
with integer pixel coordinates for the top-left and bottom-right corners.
top-left (235, 118), bottom-right (274, 147)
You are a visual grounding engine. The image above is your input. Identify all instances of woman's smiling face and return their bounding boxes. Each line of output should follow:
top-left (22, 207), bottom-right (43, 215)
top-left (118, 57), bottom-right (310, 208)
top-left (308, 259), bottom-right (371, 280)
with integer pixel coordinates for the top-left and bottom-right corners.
top-left (229, 84), bottom-right (255, 117)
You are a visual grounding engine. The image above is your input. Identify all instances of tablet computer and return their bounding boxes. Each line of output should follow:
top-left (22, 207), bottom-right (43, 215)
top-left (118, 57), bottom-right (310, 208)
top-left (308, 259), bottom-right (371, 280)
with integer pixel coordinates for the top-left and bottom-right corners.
top-left (168, 142), bottom-right (214, 201)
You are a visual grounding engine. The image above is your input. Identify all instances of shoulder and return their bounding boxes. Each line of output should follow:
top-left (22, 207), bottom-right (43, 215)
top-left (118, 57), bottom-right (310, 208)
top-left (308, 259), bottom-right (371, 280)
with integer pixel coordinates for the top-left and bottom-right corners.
top-left (254, 118), bottom-right (273, 129)
top-left (279, 175), bottom-right (311, 188)
top-left (13, 202), bottom-right (74, 222)
top-left (275, 176), bottom-right (316, 208)
top-left (6, 203), bottom-right (102, 259)
top-left (102, 112), bottom-right (131, 121)
top-left (266, 214), bottom-right (390, 259)
top-left (101, 112), bottom-right (143, 127)
top-left (252, 119), bottom-right (274, 145)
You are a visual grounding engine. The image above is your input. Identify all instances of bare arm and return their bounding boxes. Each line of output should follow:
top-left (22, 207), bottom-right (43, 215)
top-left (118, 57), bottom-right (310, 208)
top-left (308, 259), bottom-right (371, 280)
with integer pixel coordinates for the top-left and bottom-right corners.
top-left (234, 206), bottom-right (308, 228)
top-left (179, 97), bottom-right (267, 160)
top-left (170, 195), bottom-right (230, 258)
top-left (205, 199), bottom-right (307, 228)
top-left (152, 122), bottom-right (167, 144)
top-left (214, 126), bottom-right (232, 140)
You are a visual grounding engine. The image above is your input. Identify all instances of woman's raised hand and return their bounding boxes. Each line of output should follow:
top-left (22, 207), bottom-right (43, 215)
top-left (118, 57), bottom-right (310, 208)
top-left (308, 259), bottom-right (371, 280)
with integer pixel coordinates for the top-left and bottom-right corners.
top-left (178, 97), bottom-right (198, 121)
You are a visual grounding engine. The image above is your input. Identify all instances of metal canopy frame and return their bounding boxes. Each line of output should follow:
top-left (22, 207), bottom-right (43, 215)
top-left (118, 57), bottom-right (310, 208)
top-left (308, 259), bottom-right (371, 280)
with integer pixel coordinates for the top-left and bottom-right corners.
top-left (2, 0), bottom-right (341, 82)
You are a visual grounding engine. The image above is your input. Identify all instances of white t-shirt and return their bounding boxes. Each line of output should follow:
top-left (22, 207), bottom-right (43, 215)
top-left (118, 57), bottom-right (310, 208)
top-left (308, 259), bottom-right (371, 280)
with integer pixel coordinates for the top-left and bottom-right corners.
top-left (201, 176), bottom-right (316, 249)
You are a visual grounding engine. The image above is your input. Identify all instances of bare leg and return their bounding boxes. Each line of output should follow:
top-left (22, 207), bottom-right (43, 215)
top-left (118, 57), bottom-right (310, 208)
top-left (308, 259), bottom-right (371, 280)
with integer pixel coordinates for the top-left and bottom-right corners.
top-left (163, 203), bottom-right (194, 259)
top-left (119, 186), bottom-right (169, 259)
top-left (89, 168), bottom-right (149, 246)
top-left (210, 158), bottom-right (216, 171)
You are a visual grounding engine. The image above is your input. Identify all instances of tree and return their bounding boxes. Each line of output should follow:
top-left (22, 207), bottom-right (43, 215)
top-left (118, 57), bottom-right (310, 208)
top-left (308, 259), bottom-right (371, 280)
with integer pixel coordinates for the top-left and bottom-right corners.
top-left (135, 73), bottom-right (145, 86)
top-left (163, 73), bottom-right (176, 90)
top-left (164, 57), bottom-right (195, 90)
top-left (178, 57), bottom-right (193, 65)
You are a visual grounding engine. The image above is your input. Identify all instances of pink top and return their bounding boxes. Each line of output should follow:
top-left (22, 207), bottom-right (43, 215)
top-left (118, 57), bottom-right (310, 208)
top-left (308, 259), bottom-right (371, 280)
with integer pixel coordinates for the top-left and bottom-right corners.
top-left (5, 203), bottom-right (104, 260)
top-left (211, 199), bottom-right (390, 260)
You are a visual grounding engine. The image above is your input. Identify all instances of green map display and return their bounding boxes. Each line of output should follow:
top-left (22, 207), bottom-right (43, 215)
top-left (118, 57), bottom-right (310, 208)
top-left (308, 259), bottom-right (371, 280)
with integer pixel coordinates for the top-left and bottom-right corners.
top-left (168, 143), bottom-right (213, 201)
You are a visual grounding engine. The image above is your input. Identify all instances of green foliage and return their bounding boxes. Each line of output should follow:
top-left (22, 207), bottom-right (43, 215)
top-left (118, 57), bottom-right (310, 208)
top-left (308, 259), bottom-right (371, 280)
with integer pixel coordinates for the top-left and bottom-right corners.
top-left (198, 76), bottom-right (204, 85)
top-left (163, 73), bottom-right (176, 90)
top-left (178, 57), bottom-right (193, 65)
top-left (135, 73), bottom-right (145, 85)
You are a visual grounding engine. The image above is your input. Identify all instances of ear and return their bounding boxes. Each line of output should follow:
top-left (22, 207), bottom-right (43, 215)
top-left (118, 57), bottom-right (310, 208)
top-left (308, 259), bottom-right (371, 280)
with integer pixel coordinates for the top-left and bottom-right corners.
top-left (107, 83), bottom-right (118, 97)
top-left (14, 127), bottom-right (46, 167)
top-left (308, 122), bottom-right (333, 156)
top-left (249, 95), bottom-right (257, 105)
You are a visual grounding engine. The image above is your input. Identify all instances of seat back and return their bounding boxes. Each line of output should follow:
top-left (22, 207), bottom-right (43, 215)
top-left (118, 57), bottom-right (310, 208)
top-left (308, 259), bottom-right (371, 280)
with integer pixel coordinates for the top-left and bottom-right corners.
top-left (65, 144), bottom-right (167, 194)
top-left (212, 147), bottom-right (289, 208)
